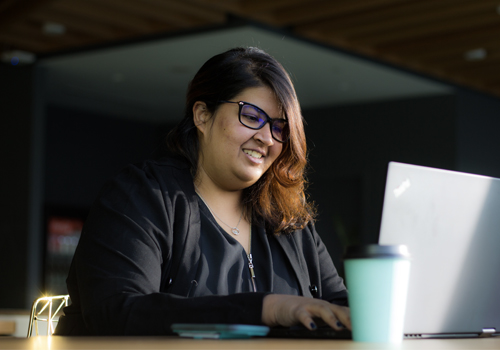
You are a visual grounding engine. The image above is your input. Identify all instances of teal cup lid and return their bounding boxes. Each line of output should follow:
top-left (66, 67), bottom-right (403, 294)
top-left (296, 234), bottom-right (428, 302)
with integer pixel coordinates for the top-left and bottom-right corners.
top-left (344, 244), bottom-right (410, 260)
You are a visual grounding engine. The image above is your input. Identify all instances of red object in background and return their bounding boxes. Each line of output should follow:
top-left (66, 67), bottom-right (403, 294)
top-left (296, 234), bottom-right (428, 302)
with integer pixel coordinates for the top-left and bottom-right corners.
top-left (45, 215), bottom-right (84, 294)
top-left (47, 216), bottom-right (83, 255)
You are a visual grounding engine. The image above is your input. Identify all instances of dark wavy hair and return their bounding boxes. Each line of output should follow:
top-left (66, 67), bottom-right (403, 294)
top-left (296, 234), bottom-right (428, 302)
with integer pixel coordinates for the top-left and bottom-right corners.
top-left (166, 47), bottom-right (315, 234)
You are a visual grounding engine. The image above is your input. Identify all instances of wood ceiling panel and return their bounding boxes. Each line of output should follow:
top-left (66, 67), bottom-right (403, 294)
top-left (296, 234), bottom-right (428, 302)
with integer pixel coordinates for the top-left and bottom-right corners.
top-left (152, 0), bottom-right (227, 23)
top-left (0, 20), bottom-right (84, 52)
top-left (28, 9), bottom-right (120, 40)
top-left (293, 0), bottom-right (471, 34)
top-left (414, 45), bottom-right (500, 71)
top-left (22, 20), bottom-right (95, 47)
top-left (239, 0), bottom-right (313, 14)
top-left (378, 24), bottom-right (500, 57)
top-left (0, 0), bottom-right (53, 29)
top-left (2, 0), bottom-right (500, 99)
top-left (89, 0), bottom-right (202, 30)
top-left (49, 0), bottom-right (154, 34)
top-left (0, 30), bottom-right (50, 52)
top-left (139, 0), bottom-right (226, 24)
top-left (348, 10), bottom-right (500, 47)
top-left (271, 0), bottom-right (406, 26)
top-left (188, 0), bottom-right (241, 13)
top-left (324, 0), bottom-right (498, 39)
top-left (437, 51), bottom-right (500, 75)
top-left (412, 40), bottom-right (500, 67)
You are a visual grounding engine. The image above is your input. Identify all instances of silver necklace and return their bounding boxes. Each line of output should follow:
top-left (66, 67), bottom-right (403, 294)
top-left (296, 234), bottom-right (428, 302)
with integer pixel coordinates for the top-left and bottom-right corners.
top-left (195, 189), bottom-right (244, 235)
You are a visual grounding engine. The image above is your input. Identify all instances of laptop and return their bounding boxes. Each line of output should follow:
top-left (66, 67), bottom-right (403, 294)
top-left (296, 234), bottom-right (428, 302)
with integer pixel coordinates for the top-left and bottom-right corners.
top-left (378, 162), bottom-right (500, 338)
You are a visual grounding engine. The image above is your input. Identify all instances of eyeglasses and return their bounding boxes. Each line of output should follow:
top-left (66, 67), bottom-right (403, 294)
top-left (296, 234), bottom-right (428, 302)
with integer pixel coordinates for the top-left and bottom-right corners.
top-left (219, 100), bottom-right (289, 143)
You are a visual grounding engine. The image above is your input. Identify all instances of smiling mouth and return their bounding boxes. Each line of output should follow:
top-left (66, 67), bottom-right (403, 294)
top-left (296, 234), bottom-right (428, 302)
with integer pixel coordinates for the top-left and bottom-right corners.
top-left (243, 149), bottom-right (263, 159)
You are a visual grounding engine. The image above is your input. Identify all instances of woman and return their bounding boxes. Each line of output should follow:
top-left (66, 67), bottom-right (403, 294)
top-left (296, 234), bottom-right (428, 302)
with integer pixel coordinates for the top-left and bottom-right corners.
top-left (56, 47), bottom-right (350, 335)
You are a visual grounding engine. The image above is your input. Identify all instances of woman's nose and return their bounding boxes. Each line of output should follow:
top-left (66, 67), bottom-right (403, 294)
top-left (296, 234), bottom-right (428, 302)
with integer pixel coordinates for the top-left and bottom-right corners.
top-left (253, 123), bottom-right (274, 146)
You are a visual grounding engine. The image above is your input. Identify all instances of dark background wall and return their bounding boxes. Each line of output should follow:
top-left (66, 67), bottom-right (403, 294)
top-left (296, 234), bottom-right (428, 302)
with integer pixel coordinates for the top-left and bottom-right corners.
top-left (44, 106), bottom-right (172, 209)
top-left (305, 94), bottom-right (457, 275)
top-left (0, 64), bottom-right (34, 308)
top-left (456, 90), bottom-right (500, 178)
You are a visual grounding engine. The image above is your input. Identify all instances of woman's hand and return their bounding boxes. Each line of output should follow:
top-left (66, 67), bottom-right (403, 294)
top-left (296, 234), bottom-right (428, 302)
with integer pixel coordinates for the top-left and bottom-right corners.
top-left (262, 294), bottom-right (351, 331)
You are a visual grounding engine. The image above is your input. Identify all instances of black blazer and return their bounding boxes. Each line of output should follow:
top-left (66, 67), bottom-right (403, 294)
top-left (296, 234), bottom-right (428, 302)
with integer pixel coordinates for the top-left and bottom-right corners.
top-left (56, 157), bottom-right (347, 336)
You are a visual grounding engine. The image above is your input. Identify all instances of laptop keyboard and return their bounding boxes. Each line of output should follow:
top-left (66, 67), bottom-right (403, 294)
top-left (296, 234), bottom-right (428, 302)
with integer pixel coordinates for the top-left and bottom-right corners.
top-left (267, 326), bottom-right (352, 339)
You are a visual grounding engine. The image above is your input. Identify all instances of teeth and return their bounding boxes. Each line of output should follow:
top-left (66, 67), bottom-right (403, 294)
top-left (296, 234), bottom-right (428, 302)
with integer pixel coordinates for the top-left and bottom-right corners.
top-left (244, 150), bottom-right (263, 159)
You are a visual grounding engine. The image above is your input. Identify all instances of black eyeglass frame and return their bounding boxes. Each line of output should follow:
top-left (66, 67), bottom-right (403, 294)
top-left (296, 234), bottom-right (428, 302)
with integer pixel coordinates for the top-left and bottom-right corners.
top-left (219, 100), bottom-right (289, 143)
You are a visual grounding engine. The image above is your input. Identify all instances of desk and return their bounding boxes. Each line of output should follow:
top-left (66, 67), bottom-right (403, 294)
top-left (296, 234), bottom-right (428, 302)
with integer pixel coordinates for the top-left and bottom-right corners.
top-left (1, 336), bottom-right (500, 350)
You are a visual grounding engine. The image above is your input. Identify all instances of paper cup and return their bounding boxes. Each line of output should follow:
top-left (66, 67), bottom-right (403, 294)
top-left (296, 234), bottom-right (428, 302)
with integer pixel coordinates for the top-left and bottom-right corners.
top-left (344, 244), bottom-right (410, 343)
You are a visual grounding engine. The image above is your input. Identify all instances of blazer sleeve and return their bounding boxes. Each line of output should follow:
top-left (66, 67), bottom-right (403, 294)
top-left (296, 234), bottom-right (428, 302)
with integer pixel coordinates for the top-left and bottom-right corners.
top-left (66, 162), bottom-right (266, 335)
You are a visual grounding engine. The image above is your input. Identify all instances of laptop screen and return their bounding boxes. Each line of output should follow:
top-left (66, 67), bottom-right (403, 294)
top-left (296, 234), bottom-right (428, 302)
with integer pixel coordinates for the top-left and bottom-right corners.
top-left (378, 162), bottom-right (500, 337)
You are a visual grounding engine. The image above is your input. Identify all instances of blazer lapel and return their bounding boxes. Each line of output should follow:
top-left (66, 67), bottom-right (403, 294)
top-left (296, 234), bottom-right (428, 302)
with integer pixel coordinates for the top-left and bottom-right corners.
top-left (275, 232), bottom-right (313, 298)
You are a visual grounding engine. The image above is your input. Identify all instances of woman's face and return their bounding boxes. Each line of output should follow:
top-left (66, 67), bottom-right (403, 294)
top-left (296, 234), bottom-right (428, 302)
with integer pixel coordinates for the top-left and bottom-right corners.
top-left (196, 86), bottom-right (284, 191)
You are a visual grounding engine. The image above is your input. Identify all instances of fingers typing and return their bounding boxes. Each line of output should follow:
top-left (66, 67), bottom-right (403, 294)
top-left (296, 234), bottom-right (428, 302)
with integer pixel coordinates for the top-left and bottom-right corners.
top-left (263, 294), bottom-right (351, 331)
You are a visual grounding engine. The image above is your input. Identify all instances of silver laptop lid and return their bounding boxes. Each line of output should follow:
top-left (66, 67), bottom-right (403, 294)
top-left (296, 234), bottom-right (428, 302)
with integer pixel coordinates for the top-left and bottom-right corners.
top-left (378, 162), bottom-right (500, 337)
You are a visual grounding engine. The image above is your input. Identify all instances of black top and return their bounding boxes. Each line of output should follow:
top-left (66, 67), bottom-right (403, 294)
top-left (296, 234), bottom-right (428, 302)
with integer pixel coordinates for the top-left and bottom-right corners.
top-left (55, 157), bottom-right (347, 336)
top-left (194, 196), bottom-right (300, 296)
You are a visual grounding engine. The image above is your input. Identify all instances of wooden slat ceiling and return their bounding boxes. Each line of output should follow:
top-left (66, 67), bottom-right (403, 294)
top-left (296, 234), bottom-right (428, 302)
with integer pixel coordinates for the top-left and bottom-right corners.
top-left (2, 0), bottom-right (500, 98)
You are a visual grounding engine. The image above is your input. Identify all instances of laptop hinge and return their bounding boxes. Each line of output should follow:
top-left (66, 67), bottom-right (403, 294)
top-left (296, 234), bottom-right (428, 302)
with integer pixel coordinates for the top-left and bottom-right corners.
top-left (479, 328), bottom-right (496, 338)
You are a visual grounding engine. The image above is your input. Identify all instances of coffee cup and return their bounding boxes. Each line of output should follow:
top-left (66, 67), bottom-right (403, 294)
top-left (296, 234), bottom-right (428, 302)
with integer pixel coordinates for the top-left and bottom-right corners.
top-left (344, 244), bottom-right (411, 343)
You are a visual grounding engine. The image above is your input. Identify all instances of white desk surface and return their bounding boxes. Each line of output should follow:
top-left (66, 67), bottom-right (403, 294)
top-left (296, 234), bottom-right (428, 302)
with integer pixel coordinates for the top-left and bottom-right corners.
top-left (1, 336), bottom-right (500, 350)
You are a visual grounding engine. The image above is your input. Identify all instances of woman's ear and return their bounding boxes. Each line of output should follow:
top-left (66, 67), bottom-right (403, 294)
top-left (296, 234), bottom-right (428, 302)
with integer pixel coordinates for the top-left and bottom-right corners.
top-left (193, 101), bottom-right (210, 134)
